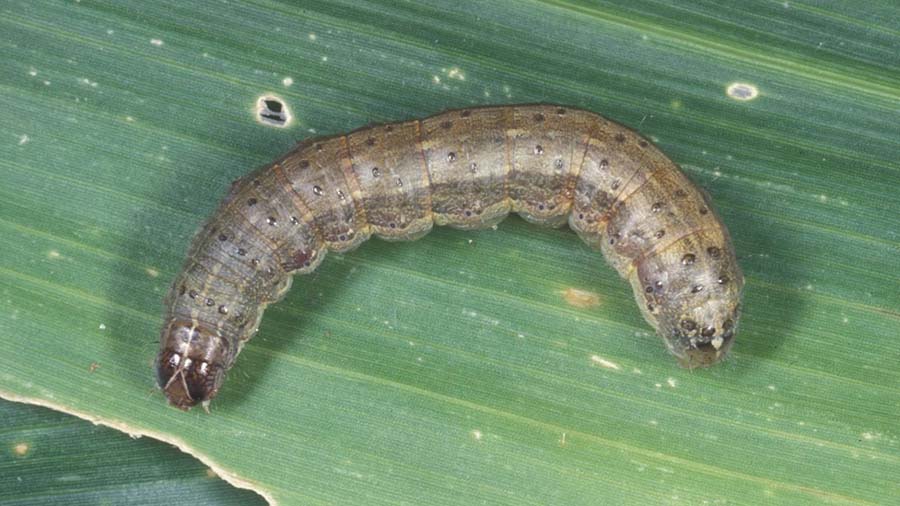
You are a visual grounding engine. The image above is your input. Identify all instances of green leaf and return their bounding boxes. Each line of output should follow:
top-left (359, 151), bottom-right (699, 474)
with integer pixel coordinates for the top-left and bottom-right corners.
top-left (1, 1), bottom-right (898, 505)
top-left (0, 399), bottom-right (267, 506)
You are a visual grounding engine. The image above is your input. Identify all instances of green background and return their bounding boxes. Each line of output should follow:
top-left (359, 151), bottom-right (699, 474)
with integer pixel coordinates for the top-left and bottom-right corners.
top-left (1, 1), bottom-right (897, 504)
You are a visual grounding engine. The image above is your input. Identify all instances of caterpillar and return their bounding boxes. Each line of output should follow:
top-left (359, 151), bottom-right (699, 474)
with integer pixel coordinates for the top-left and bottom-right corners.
top-left (156, 104), bottom-right (744, 411)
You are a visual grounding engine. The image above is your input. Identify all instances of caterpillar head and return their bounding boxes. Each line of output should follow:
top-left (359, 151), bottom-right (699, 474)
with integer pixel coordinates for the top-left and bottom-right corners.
top-left (156, 321), bottom-right (227, 411)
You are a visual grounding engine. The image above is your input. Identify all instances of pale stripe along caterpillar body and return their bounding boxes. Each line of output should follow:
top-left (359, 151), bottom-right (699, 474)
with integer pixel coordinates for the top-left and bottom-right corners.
top-left (157, 104), bottom-right (744, 411)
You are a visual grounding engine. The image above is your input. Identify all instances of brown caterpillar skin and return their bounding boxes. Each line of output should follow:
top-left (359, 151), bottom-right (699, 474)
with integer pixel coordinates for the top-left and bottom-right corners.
top-left (157, 104), bottom-right (743, 411)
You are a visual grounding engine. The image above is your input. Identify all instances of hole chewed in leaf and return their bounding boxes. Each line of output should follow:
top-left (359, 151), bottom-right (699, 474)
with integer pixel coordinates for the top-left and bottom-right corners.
top-left (256, 95), bottom-right (291, 127)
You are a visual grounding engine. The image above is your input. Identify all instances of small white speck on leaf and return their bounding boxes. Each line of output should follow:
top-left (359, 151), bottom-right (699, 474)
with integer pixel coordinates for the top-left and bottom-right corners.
top-left (150, 38), bottom-right (164, 47)
top-left (726, 82), bottom-right (759, 101)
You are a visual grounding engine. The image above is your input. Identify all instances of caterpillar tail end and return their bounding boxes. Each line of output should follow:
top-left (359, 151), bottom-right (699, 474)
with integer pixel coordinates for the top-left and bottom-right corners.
top-left (662, 307), bottom-right (741, 369)
top-left (670, 330), bottom-right (736, 369)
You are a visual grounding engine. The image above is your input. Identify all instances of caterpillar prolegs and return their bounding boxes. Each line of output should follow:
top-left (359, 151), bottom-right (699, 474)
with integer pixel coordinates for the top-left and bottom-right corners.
top-left (157, 104), bottom-right (743, 411)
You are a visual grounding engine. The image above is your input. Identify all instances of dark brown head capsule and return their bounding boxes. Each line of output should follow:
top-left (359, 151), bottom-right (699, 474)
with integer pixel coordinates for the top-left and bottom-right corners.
top-left (156, 321), bottom-right (227, 411)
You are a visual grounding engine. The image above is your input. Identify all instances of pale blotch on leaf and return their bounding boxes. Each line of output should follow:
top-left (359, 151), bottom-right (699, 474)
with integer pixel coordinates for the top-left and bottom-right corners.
top-left (590, 355), bottom-right (620, 370)
top-left (726, 82), bottom-right (759, 101)
top-left (13, 443), bottom-right (29, 456)
top-left (256, 95), bottom-right (291, 128)
top-left (562, 287), bottom-right (600, 308)
top-left (445, 67), bottom-right (465, 81)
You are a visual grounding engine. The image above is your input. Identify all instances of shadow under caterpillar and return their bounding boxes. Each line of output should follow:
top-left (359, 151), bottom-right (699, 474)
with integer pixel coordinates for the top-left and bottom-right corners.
top-left (157, 104), bottom-right (744, 411)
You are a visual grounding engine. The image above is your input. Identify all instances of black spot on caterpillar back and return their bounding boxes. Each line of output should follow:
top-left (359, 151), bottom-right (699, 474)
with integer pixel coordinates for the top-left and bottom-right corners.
top-left (156, 104), bottom-right (744, 411)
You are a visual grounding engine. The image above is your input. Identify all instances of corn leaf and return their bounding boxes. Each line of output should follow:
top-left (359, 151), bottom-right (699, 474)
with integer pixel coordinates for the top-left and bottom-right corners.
top-left (1, 1), bottom-right (898, 504)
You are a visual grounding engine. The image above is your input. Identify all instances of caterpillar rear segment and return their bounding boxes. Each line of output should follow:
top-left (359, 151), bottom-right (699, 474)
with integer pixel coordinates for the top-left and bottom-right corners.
top-left (157, 104), bottom-right (743, 411)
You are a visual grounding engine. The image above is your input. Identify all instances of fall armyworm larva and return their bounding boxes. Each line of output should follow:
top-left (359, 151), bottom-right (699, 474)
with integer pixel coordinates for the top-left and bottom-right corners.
top-left (157, 104), bottom-right (743, 411)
